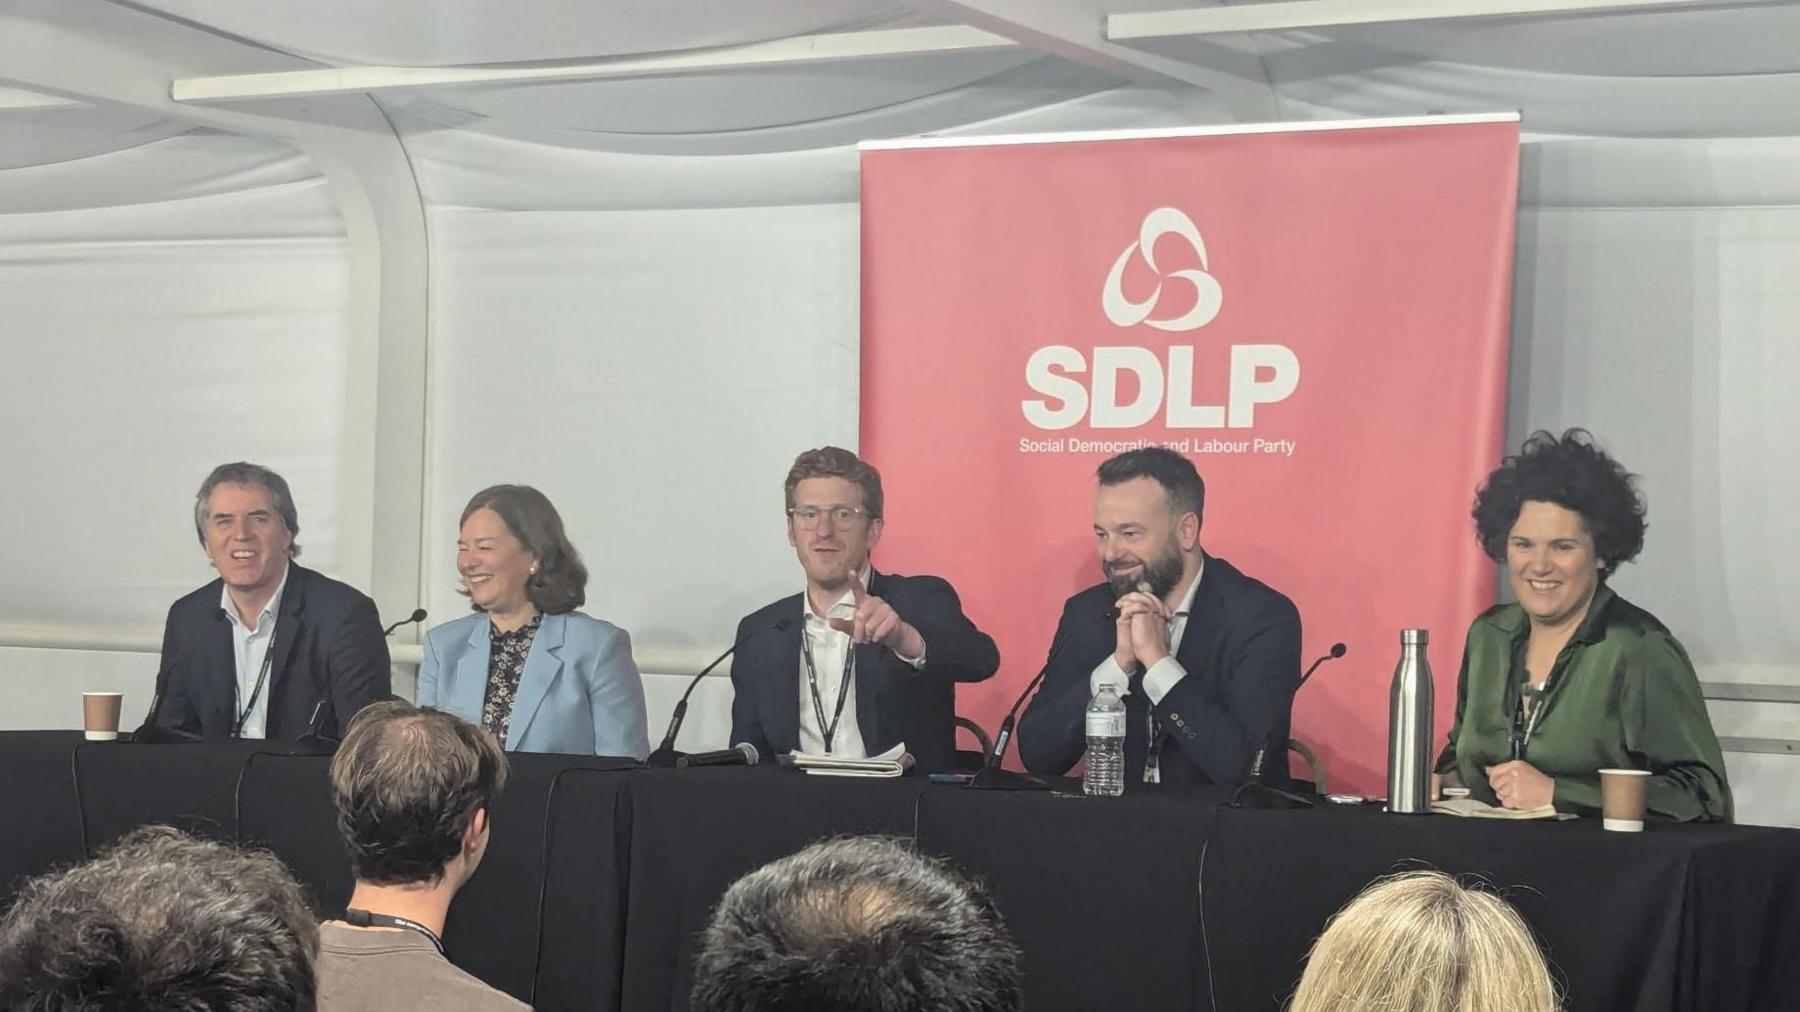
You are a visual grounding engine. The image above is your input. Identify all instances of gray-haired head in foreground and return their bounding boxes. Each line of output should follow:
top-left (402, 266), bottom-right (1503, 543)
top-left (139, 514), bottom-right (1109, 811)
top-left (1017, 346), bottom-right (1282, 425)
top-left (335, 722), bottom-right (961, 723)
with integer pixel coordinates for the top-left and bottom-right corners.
top-left (689, 836), bottom-right (1022, 1012)
top-left (193, 461), bottom-right (303, 557)
top-left (0, 825), bottom-right (318, 1011)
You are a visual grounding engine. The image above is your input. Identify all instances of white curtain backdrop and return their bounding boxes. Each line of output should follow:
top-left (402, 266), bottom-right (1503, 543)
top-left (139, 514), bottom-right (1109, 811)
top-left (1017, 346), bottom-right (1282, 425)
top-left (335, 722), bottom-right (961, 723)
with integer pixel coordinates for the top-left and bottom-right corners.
top-left (1, 27), bottom-right (1796, 817)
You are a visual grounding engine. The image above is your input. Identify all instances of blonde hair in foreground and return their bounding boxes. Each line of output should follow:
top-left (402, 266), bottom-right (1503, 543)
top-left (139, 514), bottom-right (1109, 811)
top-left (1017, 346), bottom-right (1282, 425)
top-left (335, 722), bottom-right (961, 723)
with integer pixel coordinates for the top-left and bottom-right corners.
top-left (1287, 870), bottom-right (1560, 1012)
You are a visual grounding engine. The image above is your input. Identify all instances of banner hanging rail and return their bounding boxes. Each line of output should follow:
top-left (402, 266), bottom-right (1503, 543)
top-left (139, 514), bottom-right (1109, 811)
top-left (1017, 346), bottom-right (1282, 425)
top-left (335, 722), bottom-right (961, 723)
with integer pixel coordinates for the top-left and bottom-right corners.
top-left (860, 111), bottom-right (1522, 152)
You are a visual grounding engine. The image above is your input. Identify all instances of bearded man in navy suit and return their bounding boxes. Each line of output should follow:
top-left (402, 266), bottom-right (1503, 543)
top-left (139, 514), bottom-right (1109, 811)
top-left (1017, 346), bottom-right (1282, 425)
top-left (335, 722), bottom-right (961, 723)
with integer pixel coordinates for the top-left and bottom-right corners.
top-left (1018, 448), bottom-right (1300, 789)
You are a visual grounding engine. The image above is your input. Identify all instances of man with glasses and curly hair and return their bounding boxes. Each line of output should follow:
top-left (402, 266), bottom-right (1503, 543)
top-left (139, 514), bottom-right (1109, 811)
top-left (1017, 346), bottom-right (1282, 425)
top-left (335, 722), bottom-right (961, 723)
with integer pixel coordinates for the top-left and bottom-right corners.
top-left (727, 447), bottom-right (999, 772)
top-left (315, 700), bottom-right (526, 1011)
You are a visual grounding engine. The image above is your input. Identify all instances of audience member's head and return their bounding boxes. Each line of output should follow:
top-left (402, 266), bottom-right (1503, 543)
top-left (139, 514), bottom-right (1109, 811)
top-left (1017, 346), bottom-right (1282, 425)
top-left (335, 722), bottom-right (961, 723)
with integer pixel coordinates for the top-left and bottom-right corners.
top-left (1288, 870), bottom-right (1560, 1012)
top-left (330, 699), bottom-right (509, 889)
top-left (0, 825), bottom-right (318, 1010)
top-left (690, 836), bottom-right (1022, 1012)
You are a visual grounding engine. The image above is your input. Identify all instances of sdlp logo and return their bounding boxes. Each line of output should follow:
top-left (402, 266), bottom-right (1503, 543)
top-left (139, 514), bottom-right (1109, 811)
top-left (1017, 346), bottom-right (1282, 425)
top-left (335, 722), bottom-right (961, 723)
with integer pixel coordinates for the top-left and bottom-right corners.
top-left (1022, 208), bottom-right (1299, 430)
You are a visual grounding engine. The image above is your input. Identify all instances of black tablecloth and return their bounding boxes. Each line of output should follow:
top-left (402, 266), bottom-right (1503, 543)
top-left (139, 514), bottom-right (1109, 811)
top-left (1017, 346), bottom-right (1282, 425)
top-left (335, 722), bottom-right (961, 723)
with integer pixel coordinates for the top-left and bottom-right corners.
top-left (917, 785), bottom-right (1223, 1012)
top-left (618, 766), bottom-right (929, 1011)
top-left (5, 732), bottom-right (1799, 1012)
top-left (1202, 804), bottom-right (1800, 1012)
top-left (0, 731), bottom-right (86, 910)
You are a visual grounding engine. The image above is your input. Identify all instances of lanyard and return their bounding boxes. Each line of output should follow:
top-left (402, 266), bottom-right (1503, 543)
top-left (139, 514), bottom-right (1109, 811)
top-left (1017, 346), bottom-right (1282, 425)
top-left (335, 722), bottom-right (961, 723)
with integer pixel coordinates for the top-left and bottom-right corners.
top-left (233, 622), bottom-right (277, 738)
top-left (344, 907), bottom-right (445, 956)
top-left (800, 625), bottom-right (855, 753)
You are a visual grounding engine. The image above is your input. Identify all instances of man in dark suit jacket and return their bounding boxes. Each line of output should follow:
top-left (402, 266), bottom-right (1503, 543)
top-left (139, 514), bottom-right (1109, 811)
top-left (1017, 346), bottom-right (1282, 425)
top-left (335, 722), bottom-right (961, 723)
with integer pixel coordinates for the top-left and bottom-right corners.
top-left (729, 447), bottom-right (999, 773)
top-left (156, 462), bottom-right (390, 741)
top-left (1018, 448), bottom-right (1300, 788)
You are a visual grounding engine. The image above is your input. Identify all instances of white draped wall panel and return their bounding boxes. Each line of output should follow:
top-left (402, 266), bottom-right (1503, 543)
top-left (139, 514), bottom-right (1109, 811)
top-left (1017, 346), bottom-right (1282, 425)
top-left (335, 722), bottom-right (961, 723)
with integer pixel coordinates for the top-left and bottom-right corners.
top-left (0, 129), bottom-right (350, 726)
top-left (422, 202), bottom-right (860, 646)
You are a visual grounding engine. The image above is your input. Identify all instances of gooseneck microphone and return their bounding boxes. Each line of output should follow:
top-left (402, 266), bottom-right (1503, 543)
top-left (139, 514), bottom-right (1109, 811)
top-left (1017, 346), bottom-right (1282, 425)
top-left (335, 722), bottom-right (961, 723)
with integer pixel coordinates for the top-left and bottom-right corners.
top-left (1235, 641), bottom-right (1349, 809)
top-left (129, 662), bottom-right (201, 744)
top-left (383, 608), bottom-right (428, 637)
top-left (647, 618), bottom-right (792, 768)
top-left (966, 616), bottom-right (1083, 791)
top-left (676, 742), bottom-right (760, 768)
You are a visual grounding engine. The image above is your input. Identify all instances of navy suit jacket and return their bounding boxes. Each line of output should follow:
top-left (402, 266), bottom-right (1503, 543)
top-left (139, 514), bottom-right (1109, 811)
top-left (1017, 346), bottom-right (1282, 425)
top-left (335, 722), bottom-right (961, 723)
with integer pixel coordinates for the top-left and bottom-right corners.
top-left (156, 563), bottom-right (391, 741)
top-left (417, 610), bottom-right (649, 759)
top-left (1017, 555), bottom-right (1301, 788)
top-left (728, 571), bottom-right (1000, 773)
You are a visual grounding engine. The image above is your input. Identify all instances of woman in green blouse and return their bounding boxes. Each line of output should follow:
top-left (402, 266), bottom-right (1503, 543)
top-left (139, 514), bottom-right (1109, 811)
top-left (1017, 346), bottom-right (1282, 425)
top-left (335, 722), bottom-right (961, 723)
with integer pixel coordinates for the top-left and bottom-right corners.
top-left (1433, 430), bottom-right (1731, 822)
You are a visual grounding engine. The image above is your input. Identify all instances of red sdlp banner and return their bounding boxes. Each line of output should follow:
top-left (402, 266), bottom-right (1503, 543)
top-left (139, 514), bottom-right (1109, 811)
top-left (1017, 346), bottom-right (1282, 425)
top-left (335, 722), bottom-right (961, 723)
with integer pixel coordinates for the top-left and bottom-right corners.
top-left (860, 115), bottom-right (1519, 794)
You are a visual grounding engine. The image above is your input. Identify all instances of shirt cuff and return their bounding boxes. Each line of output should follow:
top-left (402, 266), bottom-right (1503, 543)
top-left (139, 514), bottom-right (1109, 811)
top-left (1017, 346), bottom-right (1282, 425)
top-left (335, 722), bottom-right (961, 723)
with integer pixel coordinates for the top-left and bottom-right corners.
top-left (1089, 656), bottom-right (1131, 698)
top-left (1141, 655), bottom-right (1188, 705)
top-left (894, 641), bottom-right (927, 670)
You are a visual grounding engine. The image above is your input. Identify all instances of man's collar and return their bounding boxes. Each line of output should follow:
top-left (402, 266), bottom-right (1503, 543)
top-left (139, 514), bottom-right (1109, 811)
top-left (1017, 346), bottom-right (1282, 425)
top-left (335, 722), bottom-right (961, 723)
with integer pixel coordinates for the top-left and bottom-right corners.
top-left (1170, 555), bottom-right (1205, 618)
top-left (804, 566), bottom-right (873, 621)
top-left (219, 562), bottom-right (291, 630)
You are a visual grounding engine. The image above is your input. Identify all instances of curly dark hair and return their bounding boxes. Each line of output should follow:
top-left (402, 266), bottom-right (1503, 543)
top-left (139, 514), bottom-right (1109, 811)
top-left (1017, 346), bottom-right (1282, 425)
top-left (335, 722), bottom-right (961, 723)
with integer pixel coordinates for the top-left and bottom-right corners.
top-left (1471, 428), bottom-right (1646, 573)
top-left (330, 700), bottom-right (509, 886)
top-left (0, 825), bottom-right (317, 1010)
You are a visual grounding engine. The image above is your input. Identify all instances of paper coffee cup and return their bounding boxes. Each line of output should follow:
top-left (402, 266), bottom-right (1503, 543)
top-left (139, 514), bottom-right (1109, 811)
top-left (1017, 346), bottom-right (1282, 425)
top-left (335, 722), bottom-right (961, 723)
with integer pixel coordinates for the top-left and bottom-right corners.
top-left (1599, 768), bottom-right (1650, 832)
top-left (83, 691), bottom-right (123, 742)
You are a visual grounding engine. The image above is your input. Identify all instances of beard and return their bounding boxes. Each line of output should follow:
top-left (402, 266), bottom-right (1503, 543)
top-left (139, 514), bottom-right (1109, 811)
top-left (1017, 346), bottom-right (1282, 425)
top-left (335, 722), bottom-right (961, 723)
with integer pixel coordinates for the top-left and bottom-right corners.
top-left (1104, 540), bottom-right (1185, 599)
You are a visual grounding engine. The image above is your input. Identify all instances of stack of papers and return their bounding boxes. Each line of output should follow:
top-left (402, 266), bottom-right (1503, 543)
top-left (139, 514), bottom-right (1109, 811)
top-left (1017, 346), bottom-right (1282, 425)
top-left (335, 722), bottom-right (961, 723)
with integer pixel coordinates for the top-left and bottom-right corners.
top-left (788, 743), bottom-right (915, 778)
top-left (1430, 797), bottom-right (1571, 820)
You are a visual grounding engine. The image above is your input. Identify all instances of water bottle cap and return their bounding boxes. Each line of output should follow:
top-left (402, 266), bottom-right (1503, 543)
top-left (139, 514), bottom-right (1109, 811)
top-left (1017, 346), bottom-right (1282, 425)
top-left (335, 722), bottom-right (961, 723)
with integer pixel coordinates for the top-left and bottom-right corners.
top-left (1400, 628), bottom-right (1429, 645)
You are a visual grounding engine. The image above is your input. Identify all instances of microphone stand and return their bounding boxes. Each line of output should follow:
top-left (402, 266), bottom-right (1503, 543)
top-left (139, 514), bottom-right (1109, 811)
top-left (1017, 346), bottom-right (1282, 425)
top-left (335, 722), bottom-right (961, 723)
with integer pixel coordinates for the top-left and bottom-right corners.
top-left (967, 626), bottom-right (1078, 791)
top-left (129, 664), bottom-right (201, 744)
top-left (1230, 643), bottom-right (1347, 809)
top-left (647, 619), bottom-right (790, 768)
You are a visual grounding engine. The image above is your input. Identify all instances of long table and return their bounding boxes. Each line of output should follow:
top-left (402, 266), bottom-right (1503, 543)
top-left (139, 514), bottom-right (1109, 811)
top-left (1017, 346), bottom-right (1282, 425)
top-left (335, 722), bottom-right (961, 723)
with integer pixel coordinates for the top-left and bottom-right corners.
top-left (3, 732), bottom-right (1797, 1012)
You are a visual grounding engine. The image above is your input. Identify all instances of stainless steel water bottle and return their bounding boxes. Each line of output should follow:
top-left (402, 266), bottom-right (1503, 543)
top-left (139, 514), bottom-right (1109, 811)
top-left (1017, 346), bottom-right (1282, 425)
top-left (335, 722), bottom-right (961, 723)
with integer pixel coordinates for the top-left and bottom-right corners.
top-left (1386, 628), bottom-right (1434, 813)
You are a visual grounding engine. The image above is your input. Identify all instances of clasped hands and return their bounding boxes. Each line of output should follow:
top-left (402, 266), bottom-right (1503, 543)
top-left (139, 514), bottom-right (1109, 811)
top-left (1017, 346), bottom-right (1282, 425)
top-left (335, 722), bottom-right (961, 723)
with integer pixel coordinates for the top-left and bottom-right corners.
top-left (1432, 762), bottom-right (1554, 810)
top-left (826, 569), bottom-right (925, 659)
top-left (1112, 587), bottom-right (1171, 675)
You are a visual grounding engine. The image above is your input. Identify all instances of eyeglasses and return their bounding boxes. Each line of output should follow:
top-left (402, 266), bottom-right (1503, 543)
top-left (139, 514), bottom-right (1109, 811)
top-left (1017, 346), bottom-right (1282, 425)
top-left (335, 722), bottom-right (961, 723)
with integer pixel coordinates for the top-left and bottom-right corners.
top-left (786, 505), bottom-right (873, 530)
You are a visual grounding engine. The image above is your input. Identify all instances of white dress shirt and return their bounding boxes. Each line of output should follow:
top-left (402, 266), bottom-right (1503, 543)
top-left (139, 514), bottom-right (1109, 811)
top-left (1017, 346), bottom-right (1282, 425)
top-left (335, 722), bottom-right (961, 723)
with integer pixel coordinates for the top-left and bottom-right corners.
top-left (795, 570), bottom-right (927, 758)
top-left (220, 567), bottom-right (289, 740)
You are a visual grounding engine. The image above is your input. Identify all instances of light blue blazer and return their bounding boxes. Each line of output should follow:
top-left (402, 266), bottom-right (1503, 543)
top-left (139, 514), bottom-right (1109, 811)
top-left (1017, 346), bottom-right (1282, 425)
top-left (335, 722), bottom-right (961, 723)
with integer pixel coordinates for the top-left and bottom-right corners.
top-left (417, 611), bottom-right (649, 760)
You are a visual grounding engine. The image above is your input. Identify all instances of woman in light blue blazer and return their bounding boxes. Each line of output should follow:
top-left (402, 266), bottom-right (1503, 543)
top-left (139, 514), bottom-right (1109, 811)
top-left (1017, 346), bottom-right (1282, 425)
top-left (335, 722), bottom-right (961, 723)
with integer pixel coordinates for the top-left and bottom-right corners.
top-left (417, 485), bottom-right (649, 759)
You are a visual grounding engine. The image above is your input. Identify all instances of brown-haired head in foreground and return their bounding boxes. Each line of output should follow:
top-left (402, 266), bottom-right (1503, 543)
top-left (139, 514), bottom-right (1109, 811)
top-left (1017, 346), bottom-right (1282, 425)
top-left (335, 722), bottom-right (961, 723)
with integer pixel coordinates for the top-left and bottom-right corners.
top-left (1287, 870), bottom-right (1560, 1012)
top-left (690, 836), bottom-right (1021, 1012)
top-left (459, 484), bottom-right (589, 613)
top-left (784, 446), bottom-right (884, 520)
top-left (0, 825), bottom-right (318, 1011)
top-left (330, 699), bottom-right (510, 886)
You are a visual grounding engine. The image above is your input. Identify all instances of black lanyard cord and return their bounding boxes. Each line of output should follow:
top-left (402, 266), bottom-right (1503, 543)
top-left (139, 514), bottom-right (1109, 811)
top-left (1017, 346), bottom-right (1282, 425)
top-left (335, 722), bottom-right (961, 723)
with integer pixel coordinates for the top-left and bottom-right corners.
top-left (232, 623), bottom-right (278, 738)
top-left (344, 908), bottom-right (446, 956)
top-left (800, 628), bottom-right (855, 753)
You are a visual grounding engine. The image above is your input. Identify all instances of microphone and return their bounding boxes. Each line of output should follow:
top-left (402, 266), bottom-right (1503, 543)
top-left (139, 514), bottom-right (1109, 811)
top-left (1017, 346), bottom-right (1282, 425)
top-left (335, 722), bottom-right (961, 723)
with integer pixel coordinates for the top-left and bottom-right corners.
top-left (289, 694), bottom-right (340, 755)
top-left (383, 608), bottom-right (428, 637)
top-left (675, 742), bottom-right (760, 768)
top-left (966, 617), bottom-right (1083, 791)
top-left (129, 662), bottom-right (201, 744)
top-left (1235, 641), bottom-right (1348, 809)
top-left (1297, 641), bottom-right (1347, 692)
top-left (647, 617), bottom-right (792, 769)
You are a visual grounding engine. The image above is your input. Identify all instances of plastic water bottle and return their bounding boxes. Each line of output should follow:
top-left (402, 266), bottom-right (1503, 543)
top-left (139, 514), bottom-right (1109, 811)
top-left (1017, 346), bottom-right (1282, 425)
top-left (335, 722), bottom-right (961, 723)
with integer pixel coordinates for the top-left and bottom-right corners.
top-left (1083, 684), bottom-right (1127, 797)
